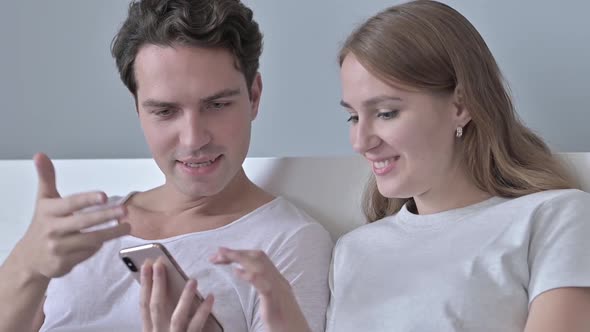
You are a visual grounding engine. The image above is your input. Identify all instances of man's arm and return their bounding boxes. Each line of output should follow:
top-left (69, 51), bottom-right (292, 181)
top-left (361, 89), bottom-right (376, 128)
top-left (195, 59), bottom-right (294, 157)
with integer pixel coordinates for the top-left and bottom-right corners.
top-left (260, 224), bottom-right (333, 332)
top-left (32, 297), bottom-right (46, 332)
top-left (211, 248), bottom-right (314, 332)
top-left (0, 154), bottom-right (131, 331)
top-left (211, 222), bottom-right (333, 332)
top-left (0, 248), bottom-right (48, 332)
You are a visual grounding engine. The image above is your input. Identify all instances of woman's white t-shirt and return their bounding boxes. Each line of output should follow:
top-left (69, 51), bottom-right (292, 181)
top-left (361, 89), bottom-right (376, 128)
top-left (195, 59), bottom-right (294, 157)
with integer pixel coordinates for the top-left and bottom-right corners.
top-left (327, 189), bottom-right (590, 332)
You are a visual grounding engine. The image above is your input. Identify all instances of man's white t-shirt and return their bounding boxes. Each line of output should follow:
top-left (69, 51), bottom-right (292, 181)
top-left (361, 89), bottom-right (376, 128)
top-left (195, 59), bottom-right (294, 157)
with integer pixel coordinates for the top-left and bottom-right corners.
top-left (327, 189), bottom-right (590, 332)
top-left (41, 195), bottom-right (333, 332)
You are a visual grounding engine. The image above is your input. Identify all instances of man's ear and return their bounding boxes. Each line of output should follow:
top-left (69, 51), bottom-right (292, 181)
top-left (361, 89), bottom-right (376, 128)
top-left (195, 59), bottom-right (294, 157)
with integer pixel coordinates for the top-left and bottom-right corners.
top-left (452, 85), bottom-right (472, 127)
top-left (249, 73), bottom-right (262, 120)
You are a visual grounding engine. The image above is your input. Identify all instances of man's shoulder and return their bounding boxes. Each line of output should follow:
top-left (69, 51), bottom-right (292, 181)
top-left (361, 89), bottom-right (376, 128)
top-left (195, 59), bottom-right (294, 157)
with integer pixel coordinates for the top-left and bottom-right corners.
top-left (245, 197), bottom-right (322, 229)
top-left (239, 197), bottom-right (333, 249)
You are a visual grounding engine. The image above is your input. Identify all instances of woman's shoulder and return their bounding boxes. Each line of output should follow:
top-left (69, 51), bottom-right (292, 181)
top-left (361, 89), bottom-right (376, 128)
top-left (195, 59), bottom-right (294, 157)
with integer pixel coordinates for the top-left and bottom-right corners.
top-left (335, 214), bottom-right (398, 250)
top-left (521, 188), bottom-right (588, 200)
top-left (497, 189), bottom-right (590, 231)
top-left (508, 189), bottom-right (590, 210)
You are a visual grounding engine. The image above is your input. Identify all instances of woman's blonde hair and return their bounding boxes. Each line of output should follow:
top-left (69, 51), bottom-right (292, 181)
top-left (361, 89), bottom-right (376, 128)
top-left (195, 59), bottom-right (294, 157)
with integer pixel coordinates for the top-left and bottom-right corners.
top-left (338, 0), bottom-right (576, 222)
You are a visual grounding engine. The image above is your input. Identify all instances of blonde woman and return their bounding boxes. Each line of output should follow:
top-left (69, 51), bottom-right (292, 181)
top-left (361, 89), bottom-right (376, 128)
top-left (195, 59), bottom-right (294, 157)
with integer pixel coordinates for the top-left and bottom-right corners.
top-left (143, 1), bottom-right (590, 331)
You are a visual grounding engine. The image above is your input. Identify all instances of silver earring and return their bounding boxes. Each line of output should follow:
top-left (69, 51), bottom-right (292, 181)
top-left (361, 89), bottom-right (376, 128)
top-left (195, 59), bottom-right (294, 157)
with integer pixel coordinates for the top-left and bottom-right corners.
top-left (456, 127), bottom-right (463, 138)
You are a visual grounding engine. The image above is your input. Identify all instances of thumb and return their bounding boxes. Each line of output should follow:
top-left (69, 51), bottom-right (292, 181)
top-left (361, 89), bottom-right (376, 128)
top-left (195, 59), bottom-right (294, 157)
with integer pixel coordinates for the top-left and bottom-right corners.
top-left (34, 153), bottom-right (60, 199)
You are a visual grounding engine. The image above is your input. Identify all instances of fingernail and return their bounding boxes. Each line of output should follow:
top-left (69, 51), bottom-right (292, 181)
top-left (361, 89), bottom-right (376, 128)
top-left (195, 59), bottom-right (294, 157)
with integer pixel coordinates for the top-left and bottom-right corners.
top-left (115, 207), bottom-right (126, 216)
top-left (96, 194), bottom-right (105, 204)
top-left (232, 262), bottom-right (245, 271)
top-left (153, 264), bottom-right (162, 278)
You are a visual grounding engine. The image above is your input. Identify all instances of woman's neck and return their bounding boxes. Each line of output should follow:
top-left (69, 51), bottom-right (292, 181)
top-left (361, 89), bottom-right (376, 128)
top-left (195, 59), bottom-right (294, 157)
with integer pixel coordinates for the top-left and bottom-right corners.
top-left (413, 164), bottom-right (492, 215)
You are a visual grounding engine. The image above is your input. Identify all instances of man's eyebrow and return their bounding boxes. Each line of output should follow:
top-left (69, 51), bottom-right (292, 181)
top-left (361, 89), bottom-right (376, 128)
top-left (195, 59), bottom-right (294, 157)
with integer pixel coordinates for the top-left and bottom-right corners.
top-left (201, 88), bottom-right (242, 103)
top-left (141, 88), bottom-right (242, 108)
top-left (141, 100), bottom-right (180, 109)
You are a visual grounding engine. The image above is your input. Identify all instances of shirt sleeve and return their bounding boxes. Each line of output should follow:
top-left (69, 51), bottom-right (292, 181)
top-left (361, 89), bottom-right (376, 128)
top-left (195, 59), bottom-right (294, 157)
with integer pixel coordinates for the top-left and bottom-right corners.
top-left (324, 238), bottom-right (340, 332)
top-left (250, 222), bottom-right (334, 332)
top-left (528, 190), bottom-right (590, 304)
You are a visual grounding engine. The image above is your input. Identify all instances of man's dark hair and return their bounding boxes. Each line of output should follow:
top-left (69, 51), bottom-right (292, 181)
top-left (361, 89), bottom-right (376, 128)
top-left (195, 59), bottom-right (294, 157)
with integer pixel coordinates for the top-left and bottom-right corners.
top-left (111, 0), bottom-right (263, 99)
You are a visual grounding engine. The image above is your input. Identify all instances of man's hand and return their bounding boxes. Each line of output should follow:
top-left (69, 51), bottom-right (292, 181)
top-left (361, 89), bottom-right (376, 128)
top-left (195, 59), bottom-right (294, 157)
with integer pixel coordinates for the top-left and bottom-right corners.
top-left (140, 259), bottom-right (215, 332)
top-left (14, 153), bottom-right (131, 280)
top-left (210, 247), bottom-right (312, 332)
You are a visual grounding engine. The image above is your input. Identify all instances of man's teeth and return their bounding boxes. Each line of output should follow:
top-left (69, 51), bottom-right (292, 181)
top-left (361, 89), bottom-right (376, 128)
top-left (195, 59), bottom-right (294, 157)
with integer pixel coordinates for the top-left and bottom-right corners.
top-left (183, 160), bottom-right (214, 168)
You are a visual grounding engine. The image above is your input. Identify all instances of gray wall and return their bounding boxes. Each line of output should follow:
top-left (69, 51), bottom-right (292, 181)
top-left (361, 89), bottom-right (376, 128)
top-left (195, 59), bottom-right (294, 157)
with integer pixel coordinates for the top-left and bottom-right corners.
top-left (1, 0), bottom-right (589, 160)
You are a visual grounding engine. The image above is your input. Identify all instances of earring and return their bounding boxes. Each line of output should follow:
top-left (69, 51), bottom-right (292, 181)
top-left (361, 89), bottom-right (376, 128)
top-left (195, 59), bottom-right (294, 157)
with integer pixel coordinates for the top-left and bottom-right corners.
top-left (456, 126), bottom-right (463, 138)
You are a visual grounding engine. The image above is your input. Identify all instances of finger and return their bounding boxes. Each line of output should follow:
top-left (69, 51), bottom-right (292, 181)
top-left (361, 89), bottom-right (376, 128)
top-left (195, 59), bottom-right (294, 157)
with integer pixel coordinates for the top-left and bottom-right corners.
top-left (140, 261), bottom-right (154, 331)
top-left (211, 247), bottom-right (268, 272)
top-left (150, 259), bottom-right (170, 330)
top-left (233, 265), bottom-right (273, 295)
top-left (34, 153), bottom-right (60, 199)
top-left (51, 223), bottom-right (130, 255)
top-left (45, 234), bottom-right (102, 257)
top-left (170, 279), bottom-right (197, 332)
top-left (44, 191), bottom-right (107, 217)
top-left (212, 248), bottom-right (280, 295)
top-left (58, 205), bottom-right (126, 234)
top-left (77, 222), bottom-right (131, 246)
top-left (187, 294), bottom-right (214, 332)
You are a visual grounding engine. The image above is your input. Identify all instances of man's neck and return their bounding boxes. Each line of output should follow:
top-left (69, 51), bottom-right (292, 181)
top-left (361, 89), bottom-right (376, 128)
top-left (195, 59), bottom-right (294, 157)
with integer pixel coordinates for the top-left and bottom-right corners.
top-left (121, 169), bottom-right (274, 239)
top-left (134, 168), bottom-right (273, 219)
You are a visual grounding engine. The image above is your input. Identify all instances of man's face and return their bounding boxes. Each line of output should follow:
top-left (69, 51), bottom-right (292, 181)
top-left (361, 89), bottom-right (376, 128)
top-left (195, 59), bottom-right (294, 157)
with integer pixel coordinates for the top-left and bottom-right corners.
top-left (134, 44), bottom-right (261, 199)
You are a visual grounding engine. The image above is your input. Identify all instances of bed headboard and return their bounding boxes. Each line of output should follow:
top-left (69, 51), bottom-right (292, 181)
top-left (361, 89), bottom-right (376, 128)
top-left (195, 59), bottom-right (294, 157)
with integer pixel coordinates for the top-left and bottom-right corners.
top-left (1, 153), bottom-right (589, 263)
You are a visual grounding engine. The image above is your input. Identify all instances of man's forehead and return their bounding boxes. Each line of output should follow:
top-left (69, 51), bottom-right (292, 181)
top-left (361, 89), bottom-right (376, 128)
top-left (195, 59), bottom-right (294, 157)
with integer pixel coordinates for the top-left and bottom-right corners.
top-left (135, 44), bottom-right (237, 69)
top-left (134, 44), bottom-right (248, 101)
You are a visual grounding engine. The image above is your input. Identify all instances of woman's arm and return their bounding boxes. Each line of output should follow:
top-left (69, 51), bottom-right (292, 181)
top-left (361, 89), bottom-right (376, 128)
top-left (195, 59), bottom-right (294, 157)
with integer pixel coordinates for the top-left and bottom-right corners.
top-left (524, 287), bottom-right (590, 332)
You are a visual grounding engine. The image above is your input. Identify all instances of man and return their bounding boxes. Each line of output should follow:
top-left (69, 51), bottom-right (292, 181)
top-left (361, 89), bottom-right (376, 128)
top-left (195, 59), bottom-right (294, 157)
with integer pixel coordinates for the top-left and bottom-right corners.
top-left (0, 0), bottom-right (333, 331)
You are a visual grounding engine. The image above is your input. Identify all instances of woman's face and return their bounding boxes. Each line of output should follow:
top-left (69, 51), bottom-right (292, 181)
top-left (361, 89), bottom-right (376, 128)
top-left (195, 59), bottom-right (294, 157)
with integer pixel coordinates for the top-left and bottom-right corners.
top-left (340, 54), bottom-right (469, 199)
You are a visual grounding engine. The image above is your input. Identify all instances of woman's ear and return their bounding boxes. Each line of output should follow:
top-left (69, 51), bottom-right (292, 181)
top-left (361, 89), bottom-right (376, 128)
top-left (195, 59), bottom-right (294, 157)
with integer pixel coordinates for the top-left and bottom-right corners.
top-left (453, 85), bottom-right (472, 127)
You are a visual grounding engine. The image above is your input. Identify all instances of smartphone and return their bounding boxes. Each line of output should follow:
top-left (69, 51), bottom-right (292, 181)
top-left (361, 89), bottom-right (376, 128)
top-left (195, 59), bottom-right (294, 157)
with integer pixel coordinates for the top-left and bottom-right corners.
top-left (119, 243), bottom-right (224, 332)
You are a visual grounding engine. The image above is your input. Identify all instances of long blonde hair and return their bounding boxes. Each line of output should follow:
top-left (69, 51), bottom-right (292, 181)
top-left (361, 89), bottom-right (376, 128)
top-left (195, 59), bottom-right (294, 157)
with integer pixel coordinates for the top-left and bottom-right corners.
top-left (339, 0), bottom-right (576, 222)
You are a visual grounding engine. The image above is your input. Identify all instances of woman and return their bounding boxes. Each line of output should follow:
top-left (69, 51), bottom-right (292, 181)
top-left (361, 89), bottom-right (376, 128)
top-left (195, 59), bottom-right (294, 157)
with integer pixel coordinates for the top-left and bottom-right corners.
top-left (141, 1), bottom-right (590, 331)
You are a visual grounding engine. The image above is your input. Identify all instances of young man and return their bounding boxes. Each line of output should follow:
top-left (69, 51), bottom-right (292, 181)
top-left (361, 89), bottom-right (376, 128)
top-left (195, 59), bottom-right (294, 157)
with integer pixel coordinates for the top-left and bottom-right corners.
top-left (0, 1), bottom-right (333, 331)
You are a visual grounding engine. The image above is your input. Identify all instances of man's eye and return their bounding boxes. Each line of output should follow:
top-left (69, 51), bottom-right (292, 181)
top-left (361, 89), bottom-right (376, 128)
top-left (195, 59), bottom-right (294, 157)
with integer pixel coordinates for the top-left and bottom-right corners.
top-left (377, 110), bottom-right (399, 120)
top-left (208, 102), bottom-right (230, 110)
top-left (155, 109), bottom-right (173, 117)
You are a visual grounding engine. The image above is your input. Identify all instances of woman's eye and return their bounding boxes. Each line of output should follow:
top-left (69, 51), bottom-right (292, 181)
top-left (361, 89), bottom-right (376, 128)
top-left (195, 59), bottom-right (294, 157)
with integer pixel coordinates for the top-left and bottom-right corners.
top-left (347, 115), bottom-right (359, 123)
top-left (377, 110), bottom-right (399, 120)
